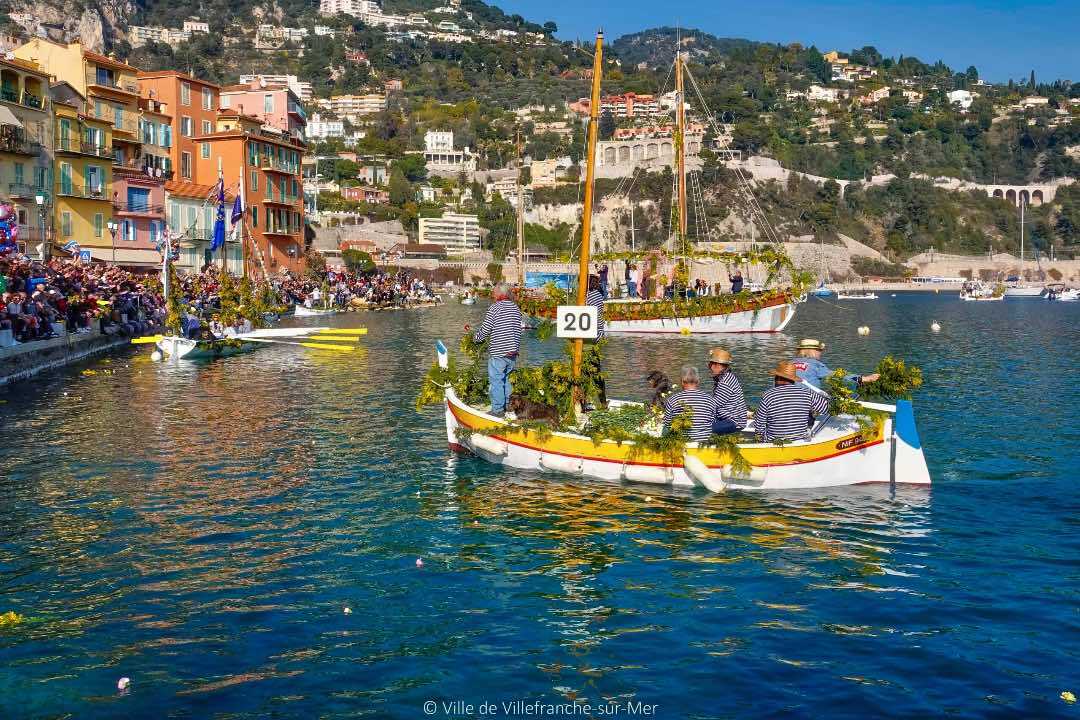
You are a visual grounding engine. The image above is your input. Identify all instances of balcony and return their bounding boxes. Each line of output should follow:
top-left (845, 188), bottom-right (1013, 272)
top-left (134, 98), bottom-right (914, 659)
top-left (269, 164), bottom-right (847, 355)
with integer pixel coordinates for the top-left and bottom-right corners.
top-left (86, 72), bottom-right (139, 95)
top-left (0, 135), bottom-right (43, 156)
top-left (86, 106), bottom-right (140, 136)
top-left (57, 184), bottom-right (108, 200)
top-left (263, 195), bottom-right (298, 206)
top-left (112, 200), bottom-right (165, 215)
top-left (8, 183), bottom-right (46, 198)
top-left (258, 156), bottom-right (297, 174)
top-left (264, 226), bottom-right (299, 236)
top-left (55, 139), bottom-right (114, 159)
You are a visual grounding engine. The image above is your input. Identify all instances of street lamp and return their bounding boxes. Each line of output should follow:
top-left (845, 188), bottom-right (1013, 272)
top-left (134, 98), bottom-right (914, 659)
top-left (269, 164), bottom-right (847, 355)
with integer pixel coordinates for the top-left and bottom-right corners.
top-left (34, 193), bottom-right (48, 261)
top-left (107, 219), bottom-right (118, 265)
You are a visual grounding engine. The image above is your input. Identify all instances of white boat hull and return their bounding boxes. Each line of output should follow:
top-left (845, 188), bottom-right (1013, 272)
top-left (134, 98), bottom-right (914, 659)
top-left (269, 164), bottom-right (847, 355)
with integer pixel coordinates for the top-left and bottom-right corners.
top-left (294, 305), bottom-right (341, 317)
top-left (1004, 286), bottom-right (1044, 298)
top-left (605, 301), bottom-right (797, 335)
top-left (836, 293), bottom-right (879, 300)
top-left (156, 336), bottom-right (259, 360)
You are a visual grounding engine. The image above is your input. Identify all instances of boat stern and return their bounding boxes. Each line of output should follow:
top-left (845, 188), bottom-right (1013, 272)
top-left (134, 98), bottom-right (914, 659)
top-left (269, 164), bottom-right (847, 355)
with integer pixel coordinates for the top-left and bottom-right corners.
top-left (893, 400), bottom-right (931, 485)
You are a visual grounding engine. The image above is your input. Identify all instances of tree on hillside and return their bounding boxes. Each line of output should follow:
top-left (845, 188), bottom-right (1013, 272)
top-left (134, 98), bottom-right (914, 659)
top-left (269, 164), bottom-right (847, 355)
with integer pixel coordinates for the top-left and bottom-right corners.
top-left (598, 110), bottom-right (616, 141)
top-left (1029, 70), bottom-right (1036, 90)
top-left (342, 249), bottom-right (376, 274)
top-left (388, 169), bottom-right (413, 206)
top-left (394, 154), bottom-right (428, 183)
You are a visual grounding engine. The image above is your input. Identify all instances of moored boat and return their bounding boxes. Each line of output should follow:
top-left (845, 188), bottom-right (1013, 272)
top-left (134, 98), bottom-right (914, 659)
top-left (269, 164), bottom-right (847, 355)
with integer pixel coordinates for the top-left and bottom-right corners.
top-left (836, 290), bottom-right (879, 300)
top-left (156, 335), bottom-right (259, 360)
top-left (1045, 283), bottom-right (1079, 301)
top-left (294, 304), bottom-right (343, 317)
top-left (1003, 285), bottom-right (1044, 298)
top-left (960, 280), bottom-right (1004, 301)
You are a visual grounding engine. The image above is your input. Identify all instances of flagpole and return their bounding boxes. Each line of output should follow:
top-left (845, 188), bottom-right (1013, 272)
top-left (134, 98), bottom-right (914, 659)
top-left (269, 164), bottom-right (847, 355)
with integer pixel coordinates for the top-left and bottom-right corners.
top-left (217, 160), bottom-right (226, 272)
top-left (239, 173), bottom-right (248, 279)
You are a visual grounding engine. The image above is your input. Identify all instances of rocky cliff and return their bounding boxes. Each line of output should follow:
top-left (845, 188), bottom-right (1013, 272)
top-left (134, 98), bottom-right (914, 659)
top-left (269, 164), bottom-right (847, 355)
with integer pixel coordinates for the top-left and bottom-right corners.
top-left (5, 0), bottom-right (137, 52)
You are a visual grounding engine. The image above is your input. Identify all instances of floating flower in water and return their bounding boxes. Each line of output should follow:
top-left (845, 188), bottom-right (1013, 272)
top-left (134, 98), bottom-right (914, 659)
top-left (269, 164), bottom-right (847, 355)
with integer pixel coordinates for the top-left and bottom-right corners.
top-left (0, 611), bottom-right (23, 628)
top-left (117, 677), bottom-right (130, 692)
top-left (1062, 691), bottom-right (1076, 704)
top-left (415, 558), bottom-right (424, 568)
top-left (680, 327), bottom-right (691, 335)
top-left (343, 606), bottom-right (352, 615)
top-left (857, 326), bottom-right (871, 336)
top-left (930, 321), bottom-right (941, 333)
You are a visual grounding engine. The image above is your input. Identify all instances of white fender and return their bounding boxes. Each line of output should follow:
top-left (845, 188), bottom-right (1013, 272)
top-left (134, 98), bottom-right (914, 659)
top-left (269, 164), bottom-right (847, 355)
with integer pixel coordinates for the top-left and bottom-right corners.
top-left (623, 463), bottom-right (673, 485)
top-left (540, 453), bottom-right (583, 475)
top-left (683, 454), bottom-right (726, 493)
top-left (470, 433), bottom-right (508, 457)
top-left (721, 464), bottom-right (768, 484)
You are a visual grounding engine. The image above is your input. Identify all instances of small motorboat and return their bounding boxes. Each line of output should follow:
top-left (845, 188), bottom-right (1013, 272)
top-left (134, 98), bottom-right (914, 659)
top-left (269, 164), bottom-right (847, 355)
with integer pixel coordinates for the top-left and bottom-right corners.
top-left (810, 282), bottom-right (833, 297)
top-left (1003, 284), bottom-right (1044, 298)
top-left (836, 290), bottom-right (879, 300)
top-left (155, 336), bottom-right (259, 360)
top-left (1045, 283), bottom-right (1079, 302)
top-left (960, 280), bottom-right (1004, 301)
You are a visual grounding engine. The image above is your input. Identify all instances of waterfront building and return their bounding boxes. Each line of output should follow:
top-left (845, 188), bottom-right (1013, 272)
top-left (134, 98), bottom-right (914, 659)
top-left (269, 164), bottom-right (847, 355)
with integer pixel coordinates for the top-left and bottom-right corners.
top-left (418, 212), bottom-right (479, 254)
top-left (50, 82), bottom-right (114, 262)
top-left (165, 179), bottom-right (242, 274)
top-left (194, 110), bottom-right (306, 274)
top-left (307, 113), bottom-right (345, 140)
top-left (220, 79), bottom-right (307, 142)
top-left (137, 71), bottom-right (220, 183)
top-left (0, 56), bottom-right (53, 254)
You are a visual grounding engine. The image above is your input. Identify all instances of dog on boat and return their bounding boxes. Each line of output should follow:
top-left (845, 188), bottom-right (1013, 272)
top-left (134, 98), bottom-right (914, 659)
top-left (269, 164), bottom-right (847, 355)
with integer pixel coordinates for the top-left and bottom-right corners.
top-left (645, 371), bottom-right (673, 409)
top-left (508, 394), bottom-right (560, 425)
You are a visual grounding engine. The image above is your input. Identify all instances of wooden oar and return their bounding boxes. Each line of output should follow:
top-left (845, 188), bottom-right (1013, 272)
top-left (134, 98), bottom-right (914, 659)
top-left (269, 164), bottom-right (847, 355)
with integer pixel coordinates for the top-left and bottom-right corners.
top-left (313, 328), bottom-right (368, 335)
top-left (308, 334), bottom-right (364, 342)
top-left (131, 335), bottom-right (164, 345)
top-left (241, 337), bottom-right (356, 352)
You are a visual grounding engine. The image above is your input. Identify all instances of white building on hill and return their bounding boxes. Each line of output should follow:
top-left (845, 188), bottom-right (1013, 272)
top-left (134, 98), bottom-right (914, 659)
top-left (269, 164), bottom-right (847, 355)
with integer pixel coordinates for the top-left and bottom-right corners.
top-left (419, 213), bottom-right (481, 253)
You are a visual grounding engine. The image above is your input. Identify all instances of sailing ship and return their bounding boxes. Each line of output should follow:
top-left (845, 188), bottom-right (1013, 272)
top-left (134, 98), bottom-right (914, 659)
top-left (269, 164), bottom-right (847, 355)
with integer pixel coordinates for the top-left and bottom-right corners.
top-left (1004, 200), bottom-right (1045, 298)
top-left (521, 48), bottom-right (803, 335)
top-left (431, 32), bottom-right (931, 492)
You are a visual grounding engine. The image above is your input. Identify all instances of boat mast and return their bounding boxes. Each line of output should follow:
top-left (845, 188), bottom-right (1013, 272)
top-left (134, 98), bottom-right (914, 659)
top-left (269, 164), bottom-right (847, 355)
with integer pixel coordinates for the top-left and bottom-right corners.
top-left (675, 50), bottom-right (688, 252)
top-left (1019, 198), bottom-right (1024, 273)
top-left (516, 128), bottom-right (526, 286)
top-left (572, 29), bottom-right (604, 387)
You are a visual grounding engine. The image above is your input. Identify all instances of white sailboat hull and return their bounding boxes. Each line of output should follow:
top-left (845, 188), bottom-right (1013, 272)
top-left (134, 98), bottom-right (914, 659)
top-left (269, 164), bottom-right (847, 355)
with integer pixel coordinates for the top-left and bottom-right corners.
top-left (1004, 286), bottom-right (1044, 297)
top-left (294, 305), bottom-right (341, 317)
top-left (836, 293), bottom-right (879, 300)
top-left (605, 301), bottom-right (797, 335)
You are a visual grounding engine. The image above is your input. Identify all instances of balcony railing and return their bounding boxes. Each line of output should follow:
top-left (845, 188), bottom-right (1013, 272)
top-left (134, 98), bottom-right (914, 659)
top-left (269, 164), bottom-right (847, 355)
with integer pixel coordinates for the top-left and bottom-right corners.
top-left (112, 200), bottom-right (165, 215)
top-left (55, 139), bottom-right (114, 158)
top-left (258, 156), bottom-right (297, 173)
top-left (264, 225), bottom-right (299, 236)
top-left (86, 72), bottom-right (139, 94)
top-left (8, 183), bottom-right (46, 198)
top-left (0, 135), bottom-right (43, 155)
top-left (57, 184), bottom-right (108, 200)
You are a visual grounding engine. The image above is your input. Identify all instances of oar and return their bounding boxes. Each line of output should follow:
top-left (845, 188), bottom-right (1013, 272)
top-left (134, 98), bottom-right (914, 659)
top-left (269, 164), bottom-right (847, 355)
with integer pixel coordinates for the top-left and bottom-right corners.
top-left (307, 334), bottom-right (364, 342)
top-left (131, 335), bottom-right (164, 345)
top-left (241, 337), bottom-right (356, 352)
top-left (312, 328), bottom-right (368, 335)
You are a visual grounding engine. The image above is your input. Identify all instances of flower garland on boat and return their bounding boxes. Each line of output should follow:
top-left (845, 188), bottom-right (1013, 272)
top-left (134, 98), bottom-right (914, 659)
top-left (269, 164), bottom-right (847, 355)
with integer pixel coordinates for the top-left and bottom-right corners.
top-left (824, 356), bottom-right (924, 433)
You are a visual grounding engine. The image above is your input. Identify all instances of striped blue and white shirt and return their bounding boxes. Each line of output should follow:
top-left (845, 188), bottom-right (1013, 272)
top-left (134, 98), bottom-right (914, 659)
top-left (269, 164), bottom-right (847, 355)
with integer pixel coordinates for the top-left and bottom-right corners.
top-left (585, 289), bottom-right (606, 339)
top-left (755, 383), bottom-right (830, 442)
top-left (711, 369), bottom-right (748, 429)
top-left (663, 389), bottom-right (718, 443)
top-left (474, 299), bottom-right (523, 357)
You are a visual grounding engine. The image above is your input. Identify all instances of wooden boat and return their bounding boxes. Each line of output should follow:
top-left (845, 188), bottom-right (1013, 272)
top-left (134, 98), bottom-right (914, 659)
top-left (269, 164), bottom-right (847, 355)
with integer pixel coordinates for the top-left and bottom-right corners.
top-left (156, 335), bottom-right (259, 360)
top-left (960, 280), bottom-right (1004, 301)
top-left (294, 304), bottom-right (342, 317)
top-left (602, 294), bottom-right (797, 334)
top-left (436, 343), bottom-right (931, 491)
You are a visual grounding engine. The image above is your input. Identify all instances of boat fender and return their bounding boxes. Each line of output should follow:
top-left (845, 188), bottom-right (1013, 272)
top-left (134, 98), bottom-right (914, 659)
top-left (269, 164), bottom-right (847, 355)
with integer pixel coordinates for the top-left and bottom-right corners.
top-left (721, 463), bottom-right (767, 484)
top-left (470, 433), bottom-right (508, 457)
top-left (622, 463), bottom-right (671, 485)
top-left (683, 454), bottom-right (725, 493)
top-left (540, 453), bottom-right (583, 475)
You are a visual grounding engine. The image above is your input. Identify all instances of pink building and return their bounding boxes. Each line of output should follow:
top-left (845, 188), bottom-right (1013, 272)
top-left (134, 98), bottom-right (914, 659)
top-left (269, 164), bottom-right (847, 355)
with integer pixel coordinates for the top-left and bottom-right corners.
top-left (342, 185), bottom-right (389, 204)
top-left (219, 79), bottom-right (307, 143)
top-left (111, 164), bottom-right (166, 266)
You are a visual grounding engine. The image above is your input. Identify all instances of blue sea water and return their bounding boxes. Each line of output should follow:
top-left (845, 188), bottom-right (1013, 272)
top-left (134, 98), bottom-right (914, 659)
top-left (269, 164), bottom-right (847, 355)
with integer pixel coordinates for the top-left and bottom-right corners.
top-left (0, 294), bottom-right (1078, 718)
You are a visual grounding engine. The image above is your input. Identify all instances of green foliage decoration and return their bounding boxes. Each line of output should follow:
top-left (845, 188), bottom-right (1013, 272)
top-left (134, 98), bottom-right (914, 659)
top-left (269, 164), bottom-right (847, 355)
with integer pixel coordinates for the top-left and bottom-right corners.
top-left (824, 355), bottom-right (924, 433)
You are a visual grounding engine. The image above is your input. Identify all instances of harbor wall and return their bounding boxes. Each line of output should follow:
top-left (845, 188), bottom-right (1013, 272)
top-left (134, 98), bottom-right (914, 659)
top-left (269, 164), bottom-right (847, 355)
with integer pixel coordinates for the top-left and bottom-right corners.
top-left (0, 331), bottom-right (131, 388)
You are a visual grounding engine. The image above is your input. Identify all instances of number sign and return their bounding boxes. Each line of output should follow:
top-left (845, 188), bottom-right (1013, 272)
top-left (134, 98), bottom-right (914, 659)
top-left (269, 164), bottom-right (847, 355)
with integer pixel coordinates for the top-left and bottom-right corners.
top-left (556, 305), bottom-right (598, 339)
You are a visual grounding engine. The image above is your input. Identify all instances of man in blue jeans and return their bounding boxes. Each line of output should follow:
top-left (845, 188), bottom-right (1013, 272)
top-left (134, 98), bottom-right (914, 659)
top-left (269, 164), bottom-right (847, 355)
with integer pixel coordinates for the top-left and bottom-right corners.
top-left (472, 283), bottom-right (523, 417)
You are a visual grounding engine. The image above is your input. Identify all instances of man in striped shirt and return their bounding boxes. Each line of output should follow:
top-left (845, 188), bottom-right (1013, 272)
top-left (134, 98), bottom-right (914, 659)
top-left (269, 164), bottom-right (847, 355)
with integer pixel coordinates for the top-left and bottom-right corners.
top-left (663, 366), bottom-right (719, 443)
top-left (706, 348), bottom-right (747, 435)
top-left (755, 361), bottom-right (830, 443)
top-left (472, 283), bottom-right (523, 417)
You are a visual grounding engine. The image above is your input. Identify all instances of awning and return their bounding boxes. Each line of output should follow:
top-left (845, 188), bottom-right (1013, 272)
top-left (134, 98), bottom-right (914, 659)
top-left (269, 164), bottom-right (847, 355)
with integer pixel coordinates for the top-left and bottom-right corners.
top-left (0, 104), bottom-right (23, 128)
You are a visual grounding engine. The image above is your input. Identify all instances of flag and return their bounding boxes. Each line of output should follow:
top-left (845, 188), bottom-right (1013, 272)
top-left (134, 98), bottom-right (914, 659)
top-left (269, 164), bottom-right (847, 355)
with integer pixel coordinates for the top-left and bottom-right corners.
top-left (230, 193), bottom-right (243, 226)
top-left (211, 179), bottom-right (226, 252)
top-left (62, 240), bottom-right (80, 256)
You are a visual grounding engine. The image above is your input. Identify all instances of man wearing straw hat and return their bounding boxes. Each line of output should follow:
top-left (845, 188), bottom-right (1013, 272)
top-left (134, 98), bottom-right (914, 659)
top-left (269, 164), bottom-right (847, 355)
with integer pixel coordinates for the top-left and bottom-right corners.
top-left (706, 347), bottom-right (747, 435)
top-left (756, 361), bottom-right (831, 443)
top-left (792, 338), bottom-right (879, 391)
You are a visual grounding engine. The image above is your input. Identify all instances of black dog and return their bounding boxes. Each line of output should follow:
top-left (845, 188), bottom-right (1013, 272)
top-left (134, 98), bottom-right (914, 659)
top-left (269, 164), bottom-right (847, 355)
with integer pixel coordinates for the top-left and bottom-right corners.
top-left (508, 394), bottom-right (561, 425)
top-left (645, 371), bottom-right (673, 409)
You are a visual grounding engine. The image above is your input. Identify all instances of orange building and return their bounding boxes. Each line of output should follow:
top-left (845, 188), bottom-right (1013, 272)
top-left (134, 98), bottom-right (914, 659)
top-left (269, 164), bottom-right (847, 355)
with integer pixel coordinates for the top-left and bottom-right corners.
top-left (136, 70), bottom-right (220, 182)
top-left (193, 111), bottom-right (306, 274)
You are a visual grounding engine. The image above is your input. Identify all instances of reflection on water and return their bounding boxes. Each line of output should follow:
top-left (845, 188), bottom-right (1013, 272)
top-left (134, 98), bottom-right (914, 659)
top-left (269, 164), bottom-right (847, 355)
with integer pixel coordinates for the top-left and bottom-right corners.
top-left (0, 295), bottom-right (1077, 718)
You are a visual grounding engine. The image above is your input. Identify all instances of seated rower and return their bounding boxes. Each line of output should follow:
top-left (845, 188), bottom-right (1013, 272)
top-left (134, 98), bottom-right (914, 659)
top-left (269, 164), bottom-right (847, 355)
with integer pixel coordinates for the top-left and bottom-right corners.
top-left (791, 338), bottom-right (879, 391)
top-left (706, 348), bottom-right (747, 435)
top-left (755, 361), bottom-right (830, 443)
top-left (662, 366), bottom-right (719, 443)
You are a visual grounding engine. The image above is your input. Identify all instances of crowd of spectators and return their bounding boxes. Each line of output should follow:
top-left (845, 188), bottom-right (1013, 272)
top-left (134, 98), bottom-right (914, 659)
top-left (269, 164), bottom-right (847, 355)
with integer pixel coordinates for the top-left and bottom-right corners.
top-left (273, 269), bottom-right (439, 309)
top-left (0, 253), bottom-right (164, 348)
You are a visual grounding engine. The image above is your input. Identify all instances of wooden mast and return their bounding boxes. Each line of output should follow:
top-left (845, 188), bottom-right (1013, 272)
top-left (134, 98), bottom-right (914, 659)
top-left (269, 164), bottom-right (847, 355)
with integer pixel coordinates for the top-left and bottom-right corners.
top-left (675, 50), bottom-right (687, 251)
top-left (572, 29), bottom-right (604, 386)
top-left (515, 128), bottom-right (526, 286)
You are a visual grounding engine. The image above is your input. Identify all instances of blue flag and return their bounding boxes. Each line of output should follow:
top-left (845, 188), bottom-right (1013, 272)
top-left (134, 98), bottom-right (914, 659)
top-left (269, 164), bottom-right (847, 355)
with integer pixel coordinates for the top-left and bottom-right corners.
top-left (230, 193), bottom-right (243, 226)
top-left (211, 179), bottom-right (226, 252)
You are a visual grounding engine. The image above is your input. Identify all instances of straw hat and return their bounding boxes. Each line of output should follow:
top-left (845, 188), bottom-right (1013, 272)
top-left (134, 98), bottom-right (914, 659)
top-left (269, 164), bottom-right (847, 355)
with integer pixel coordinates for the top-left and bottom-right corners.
top-left (771, 361), bottom-right (800, 383)
top-left (797, 338), bottom-right (826, 351)
top-left (707, 348), bottom-right (732, 365)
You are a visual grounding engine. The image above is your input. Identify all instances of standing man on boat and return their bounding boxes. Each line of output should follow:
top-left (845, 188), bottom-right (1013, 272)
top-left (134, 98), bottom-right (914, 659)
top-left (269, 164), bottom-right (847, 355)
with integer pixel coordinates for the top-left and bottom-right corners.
top-left (791, 339), bottom-right (879, 391)
top-left (706, 348), bottom-right (747, 435)
top-left (662, 366), bottom-right (718, 443)
top-left (729, 269), bottom-right (744, 294)
top-left (471, 283), bottom-right (523, 417)
top-left (585, 275), bottom-right (607, 408)
top-left (756, 361), bottom-right (830, 443)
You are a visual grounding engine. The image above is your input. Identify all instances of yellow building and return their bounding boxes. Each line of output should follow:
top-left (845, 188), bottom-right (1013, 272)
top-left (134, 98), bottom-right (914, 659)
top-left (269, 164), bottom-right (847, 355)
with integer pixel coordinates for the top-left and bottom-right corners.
top-left (51, 81), bottom-right (113, 257)
top-left (0, 57), bottom-right (53, 255)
